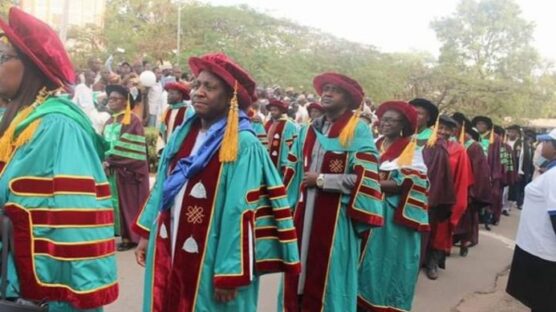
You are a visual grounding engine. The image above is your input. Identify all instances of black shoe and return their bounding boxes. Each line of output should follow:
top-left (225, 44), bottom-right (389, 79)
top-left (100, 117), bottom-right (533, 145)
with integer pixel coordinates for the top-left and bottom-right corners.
top-left (117, 242), bottom-right (137, 251)
top-left (485, 224), bottom-right (491, 231)
top-left (460, 246), bottom-right (469, 257)
top-left (426, 266), bottom-right (439, 280)
top-left (502, 211), bottom-right (510, 216)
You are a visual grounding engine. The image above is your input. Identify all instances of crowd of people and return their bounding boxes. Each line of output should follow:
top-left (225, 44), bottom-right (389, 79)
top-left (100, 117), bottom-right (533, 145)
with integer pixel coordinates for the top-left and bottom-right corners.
top-left (0, 7), bottom-right (555, 312)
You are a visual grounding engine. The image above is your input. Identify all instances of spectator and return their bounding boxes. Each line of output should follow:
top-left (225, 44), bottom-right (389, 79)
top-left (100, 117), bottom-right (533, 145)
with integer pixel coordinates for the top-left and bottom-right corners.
top-left (132, 60), bottom-right (144, 75)
top-left (146, 67), bottom-right (165, 127)
top-left (507, 129), bottom-right (556, 312)
top-left (119, 61), bottom-right (132, 78)
top-left (295, 94), bottom-right (309, 124)
top-left (73, 69), bottom-right (110, 133)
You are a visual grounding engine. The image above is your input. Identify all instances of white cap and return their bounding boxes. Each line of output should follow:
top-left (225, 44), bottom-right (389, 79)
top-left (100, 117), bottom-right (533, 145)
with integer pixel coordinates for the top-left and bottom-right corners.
top-left (537, 129), bottom-right (556, 141)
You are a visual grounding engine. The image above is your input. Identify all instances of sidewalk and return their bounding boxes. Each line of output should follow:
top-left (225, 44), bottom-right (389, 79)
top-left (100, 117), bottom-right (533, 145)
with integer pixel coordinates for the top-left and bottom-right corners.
top-left (411, 209), bottom-right (526, 312)
top-left (106, 204), bottom-right (527, 312)
top-left (455, 268), bottom-right (527, 312)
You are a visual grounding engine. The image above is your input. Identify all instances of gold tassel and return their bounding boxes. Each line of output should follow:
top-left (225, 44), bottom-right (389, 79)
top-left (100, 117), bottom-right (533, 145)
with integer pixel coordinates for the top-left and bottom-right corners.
top-left (397, 134), bottom-right (417, 167)
top-left (160, 109), bottom-right (169, 123)
top-left (489, 128), bottom-right (495, 144)
top-left (459, 121), bottom-right (466, 145)
top-left (219, 80), bottom-right (239, 163)
top-left (13, 120), bottom-right (40, 147)
top-left (0, 35), bottom-right (11, 46)
top-left (339, 101), bottom-right (363, 147)
top-left (0, 87), bottom-right (48, 163)
top-left (426, 116), bottom-right (440, 147)
top-left (0, 105), bottom-right (35, 162)
top-left (122, 94), bottom-right (132, 125)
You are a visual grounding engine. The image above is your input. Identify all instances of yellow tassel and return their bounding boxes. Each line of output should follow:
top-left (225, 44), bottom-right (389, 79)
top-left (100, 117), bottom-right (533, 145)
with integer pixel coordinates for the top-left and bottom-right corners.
top-left (0, 35), bottom-right (11, 46)
top-left (397, 134), bottom-right (417, 167)
top-left (459, 121), bottom-right (466, 145)
top-left (339, 102), bottom-right (363, 147)
top-left (0, 105), bottom-right (34, 162)
top-left (122, 95), bottom-right (131, 125)
top-left (426, 116), bottom-right (440, 147)
top-left (219, 80), bottom-right (239, 163)
top-left (160, 109), bottom-right (169, 123)
top-left (13, 120), bottom-right (40, 147)
top-left (0, 87), bottom-right (48, 163)
top-left (489, 128), bottom-right (495, 144)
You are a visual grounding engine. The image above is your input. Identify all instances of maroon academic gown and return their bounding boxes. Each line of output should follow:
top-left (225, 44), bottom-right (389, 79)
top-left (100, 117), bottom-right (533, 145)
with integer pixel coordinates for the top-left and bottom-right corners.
top-left (454, 138), bottom-right (492, 245)
top-left (420, 139), bottom-right (456, 266)
top-left (487, 135), bottom-right (504, 224)
top-left (264, 119), bottom-right (295, 172)
top-left (433, 140), bottom-right (473, 254)
top-left (105, 114), bottom-right (150, 243)
top-left (163, 106), bottom-right (188, 136)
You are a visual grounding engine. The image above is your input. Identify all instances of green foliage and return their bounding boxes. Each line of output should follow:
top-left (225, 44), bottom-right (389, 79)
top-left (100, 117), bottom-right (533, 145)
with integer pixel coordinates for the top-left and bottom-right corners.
top-left (144, 127), bottom-right (159, 173)
top-left (428, 0), bottom-right (552, 123)
top-left (0, 2), bottom-right (12, 18)
top-left (65, 0), bottom-right (555, 122)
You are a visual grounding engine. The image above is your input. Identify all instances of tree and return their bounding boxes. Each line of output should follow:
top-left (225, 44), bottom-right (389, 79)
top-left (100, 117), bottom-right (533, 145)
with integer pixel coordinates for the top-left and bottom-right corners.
top-left (103, 0), bottom-right (178, 63)
top-left (63, 0), bottom-right (553, 121)
top-left (429, 0), bottom-right (548, 121)
top-left (432, 0), bottom-right (537, 79)
top-left (0, 1), bottom-right (13, 18)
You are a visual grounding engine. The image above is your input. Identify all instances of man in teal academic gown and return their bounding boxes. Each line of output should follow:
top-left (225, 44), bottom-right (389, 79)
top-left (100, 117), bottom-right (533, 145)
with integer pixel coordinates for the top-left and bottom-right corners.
top-left (265, 99), bottom-right (298, 175)
top-left (280, 72), bottom-right (383, 311)
top-left (134, 53), bottom-right (300, 312)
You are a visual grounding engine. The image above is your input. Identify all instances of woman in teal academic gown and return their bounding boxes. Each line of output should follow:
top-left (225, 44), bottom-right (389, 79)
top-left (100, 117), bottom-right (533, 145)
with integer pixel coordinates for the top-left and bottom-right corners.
top-left (133, 53), bottom-right (300, 312)
top-left (0, 7), bottom-right (117, 311)
top-left (358, 101), bottom-right (429, 312)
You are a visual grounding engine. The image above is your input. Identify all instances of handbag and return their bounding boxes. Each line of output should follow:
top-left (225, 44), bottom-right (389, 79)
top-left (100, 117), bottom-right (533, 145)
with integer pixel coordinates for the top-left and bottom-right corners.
top-left (0, 215), bottom-right (48, 311)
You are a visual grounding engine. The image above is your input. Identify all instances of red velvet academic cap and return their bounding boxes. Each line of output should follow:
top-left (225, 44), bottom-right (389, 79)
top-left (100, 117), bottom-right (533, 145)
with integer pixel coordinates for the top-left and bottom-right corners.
top-left (313, 72), bottom-right (364, 109)
top-left (266, 99), bottom-right (289, 112)
top-left (376, 101), bottom-right (418, 135)
top-left (0, 7), bottom-right (75, 87)
top-left (164, 82), bottom-right (191, 100)
top-left (188, 53), bottom-right (256, 109)
top-left (307, 102), bottom-right (324, 112)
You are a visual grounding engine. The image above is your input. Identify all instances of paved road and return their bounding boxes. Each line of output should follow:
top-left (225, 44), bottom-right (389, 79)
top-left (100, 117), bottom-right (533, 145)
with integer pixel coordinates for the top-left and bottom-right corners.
top-left (106, 209), bottom-right (525, 312)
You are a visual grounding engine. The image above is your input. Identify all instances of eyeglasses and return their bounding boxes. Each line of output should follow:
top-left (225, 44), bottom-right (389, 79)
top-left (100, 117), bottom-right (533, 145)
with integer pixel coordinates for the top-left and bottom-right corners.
top-left (0, 53), bottom-right (18, 65)
top-left (321, 85), bottom-right (343, 94)
top-left (380, 117), bottom-right (403, 124)
top-left (108, 96), bottom-right (125, 102)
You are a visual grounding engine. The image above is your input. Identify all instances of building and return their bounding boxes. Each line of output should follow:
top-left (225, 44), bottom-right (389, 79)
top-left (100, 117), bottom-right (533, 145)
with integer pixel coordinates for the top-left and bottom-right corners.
top-left (19, 0), bottom-right (106, 30)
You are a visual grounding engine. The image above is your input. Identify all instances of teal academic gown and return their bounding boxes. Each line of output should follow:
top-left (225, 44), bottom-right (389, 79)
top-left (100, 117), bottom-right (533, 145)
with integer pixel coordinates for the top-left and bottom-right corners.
top-left (279, 112), bottom-right (383, 312)
top-left (251, 121), bottom-right (268, 149)
top-left (358, 137), bottom-right (429, 312)
top-left (0, 97), bottom-right (118, 311)
top-left (134, 114), bottom-right (301, 312)
top-left (265, 117), bottom-right (298, 175)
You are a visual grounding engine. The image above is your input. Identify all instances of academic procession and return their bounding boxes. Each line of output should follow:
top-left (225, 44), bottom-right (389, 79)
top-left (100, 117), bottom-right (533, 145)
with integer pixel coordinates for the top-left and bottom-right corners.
top-left (0, 5), bottom-right (555, 312)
